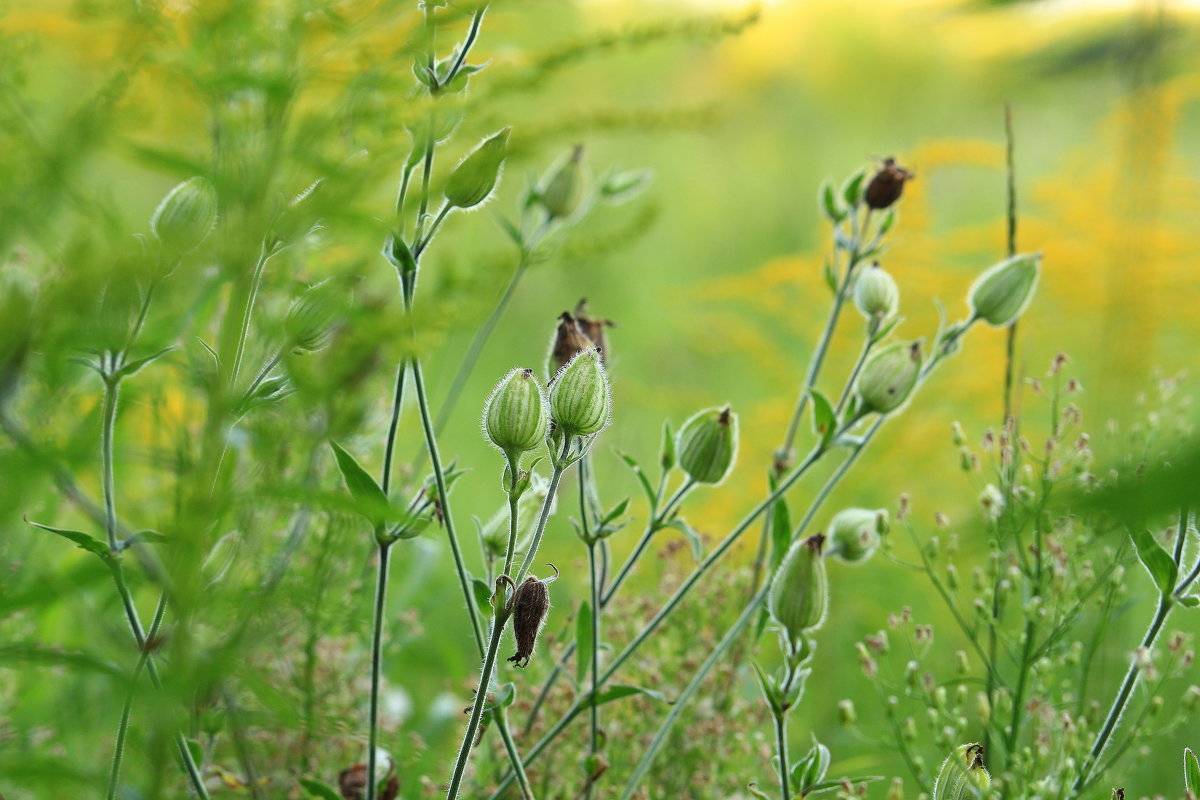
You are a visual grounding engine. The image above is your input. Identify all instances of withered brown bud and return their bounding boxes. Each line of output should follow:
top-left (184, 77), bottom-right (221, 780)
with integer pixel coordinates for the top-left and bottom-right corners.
top-left (548, 312), bottom-right (593, 378)
top-left (506, 576), bottom-right (550, 668)
top-left (338, 762), bottom-right (399, 800)
top-left (864, 158), bottom-right (913, 210)
top-left (573, 298), bottom-right (614, 361)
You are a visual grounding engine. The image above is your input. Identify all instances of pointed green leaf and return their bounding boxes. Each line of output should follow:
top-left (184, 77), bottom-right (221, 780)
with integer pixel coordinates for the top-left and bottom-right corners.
top-left (329, 441), bottom-right (391, 526)
top-left (809, 389), bottom-right (837, 449)
top-left (1130, 528), bottom-right (1177, 595)
top-left (1185, 748), bottom-right (1200, 795)
top-left (663, 518), bottom-right (703, 561)
top-left (660, 421), bottom-right (676, 472)
top-left (116, 346), bottom-right (175, 379)
top-left (576, 601), bottom-right (593, 685)
top-left (618, 452), bottom-right (657, 507)
top-left (841, 168), bottom-right (867, 207)
top-left (585, 683), bottom-right (669, 707)
top-left (299, 778), bottom-right (343, 800)
top-left (768, 474), bottom-right (792, 571)
top-left (25, 517), bottom-right (114, 566)
top-left (472, 577), bottom-right (494, 617)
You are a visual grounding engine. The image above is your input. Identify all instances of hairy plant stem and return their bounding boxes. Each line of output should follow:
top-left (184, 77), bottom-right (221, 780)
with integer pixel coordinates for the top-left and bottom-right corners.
top-left (581, 457), bottom-right (601, 800)
top-left (106, 593), bottom-right (167, 800)
top-left (773, 711), bottom-right (791, 800)
top-left (447, 446), bottom-right (570, 800)
top-left (493, 707), bottom-right (534, 800)
top-left (366, 542), bottom-right (391, 800)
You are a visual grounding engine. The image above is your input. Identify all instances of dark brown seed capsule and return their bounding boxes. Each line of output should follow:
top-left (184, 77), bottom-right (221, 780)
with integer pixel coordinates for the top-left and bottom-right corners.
top-left (548, 311), bottom-right (594, 377)
top-left (864, 158), bottom-right (914, 210)
top-left (506, 576), bottom-right (550, 668)
top-left (573, 298), bottom-right (614, 363)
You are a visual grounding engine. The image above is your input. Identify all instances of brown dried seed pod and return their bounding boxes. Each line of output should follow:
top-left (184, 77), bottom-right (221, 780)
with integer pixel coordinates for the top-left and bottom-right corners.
top-left (506, 576), bottom-right (550, 668)
top-left (548, 312), bottom-right (594, 377)
top-left (573, 298), bottom-right (614, 362)
top-left (864, 157), bottom-right (914, 210)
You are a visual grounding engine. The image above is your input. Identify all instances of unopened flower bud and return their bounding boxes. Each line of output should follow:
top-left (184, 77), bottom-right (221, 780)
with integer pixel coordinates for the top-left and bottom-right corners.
top-left (676, 405), bottom-right (739, 485)
top-left (838, 699), bottom-right (857, 725)
top-left (828, 508), bottom-right (888, 563)
top-left (444, 128), bottom-right (510, 209)
top-left (856, 341), bottom-right (922, 414)
top-left (506, 576), bottom-right (551, 668)
top-left (285, 281), bottom-right (338, 352)
top-left (151, 176), bottom-right (218, 254)
top-left (968, 253), bottom-right (1040, 327)
top-left (768, 534), bottom-right (829, 639)
top-left (538, 145), bottom-right (589, 220)
top-left (484, 368), bottom-right (549, 456)
top-left (863, 158), bottom-right (914, 210)
top-left (932, 744), bottom-right (990, 800)
top-left (854, 263), bottom-right (900, 320)
top-left (549, 347), bottom-right (610, 436)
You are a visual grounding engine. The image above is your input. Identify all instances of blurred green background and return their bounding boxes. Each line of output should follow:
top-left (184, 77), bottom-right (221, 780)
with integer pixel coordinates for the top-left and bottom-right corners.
top-left (1, 0), bottom-right (1199, 797)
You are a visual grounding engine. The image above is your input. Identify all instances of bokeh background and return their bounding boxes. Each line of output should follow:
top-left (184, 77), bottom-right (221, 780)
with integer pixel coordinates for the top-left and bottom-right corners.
top-left (2, 0), bottom-right (1199, 797)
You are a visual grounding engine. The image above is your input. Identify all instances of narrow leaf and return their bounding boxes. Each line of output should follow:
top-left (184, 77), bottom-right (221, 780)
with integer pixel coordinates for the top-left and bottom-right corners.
top-left (618, 452), bottom-right (657, 507)
top-left (298, 778), bottom-right (343, 800)
top-left (586, 684), bottom-right (669, 707)
top-left (768, 473), bottom-right (792, 570)
top-left (809, 389), bottom-right (837, 449)
top-left (25, 517), bottom-right (114, 566)
top-left (663, 518), bottom-right (703, 561)
top-left (1185, 748), bottom-right (1200, 795)
top-left (576, 601), bottom-right (593, 685)
top-left (116, 346), bottom-right (175, 379)
top-left (330, 441), bottom-right (390, 526)
top-left (1130, 528), bottom-right (1178, 595)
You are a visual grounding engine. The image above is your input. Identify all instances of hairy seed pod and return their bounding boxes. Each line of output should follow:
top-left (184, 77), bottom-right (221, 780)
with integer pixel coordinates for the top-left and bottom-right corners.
top-left (151, 176), bottom-right (218, 254)
top-left (828, 508), bottom-right (889, 563)
top-left (484, 368), bottom-right (549, 456)
top-left (856, 341), bottom-right (922, 414)
top-left (968, 253), bottom-right (1040, 327)
top-left (284, 281), bottom-right (338, 353)
top-left (676, 405), bottom-right (738, 485)
top-left (932, 744), bottom-right (991, 800)
top-left (507, 576), bottom-right (550, 668)
top-left (769, 534), bottom-right (828, 639)
top-left (863, 158), bottom-right (913, 210)
top-left (547, 312), bottom-right (594, 377)
top-left (549, 348), bottom-right (610, 436)
top-left (444, 128), bottom-right (510, 209)
top-left (539, 145), bottom-right (589, 220)
top-left (854, 263), bottom-right (900, 320)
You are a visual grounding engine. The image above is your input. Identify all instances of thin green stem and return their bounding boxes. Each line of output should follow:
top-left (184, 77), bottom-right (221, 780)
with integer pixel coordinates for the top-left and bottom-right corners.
top-left (106, 593), bottom-right (167, 800)
top-left (513, 447), bottom-right (569, 587)
top-left (446, 605), bottom-right (509, 800)
top-left (582, 458), bottom-right (601, 800)
top-left (101, 377), bottom-right (121, 551)
top-left (774, 711), bottom-right (791, 800)
top-left (493, 708), bottom-right (534, 800)
top-left (381, 362), bottom-right (407, 496)
top-left (366, 542), bottom-right (391, 800)
top-left (835, 317), bottom-right (880, 414)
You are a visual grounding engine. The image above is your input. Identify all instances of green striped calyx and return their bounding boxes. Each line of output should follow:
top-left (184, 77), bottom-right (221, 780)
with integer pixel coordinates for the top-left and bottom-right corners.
top-left (676, 405), bottom-right (738, 485)
top-left (549, 347), bottom-right (610, 437)
top-left (768, 534), bottom-right (829, 641)
top-left (484, 368), bottom-right (549, 456)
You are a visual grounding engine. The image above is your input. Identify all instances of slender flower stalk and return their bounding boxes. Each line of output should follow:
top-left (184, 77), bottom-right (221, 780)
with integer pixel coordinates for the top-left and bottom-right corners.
top-left (365, 542), bottom-right (392, 800)
top-left (106, 593), bottom-right (167, 800)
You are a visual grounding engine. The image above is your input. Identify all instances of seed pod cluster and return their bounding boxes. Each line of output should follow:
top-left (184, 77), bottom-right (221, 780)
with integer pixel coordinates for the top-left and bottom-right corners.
top-left (483, 368), bottom-right (549, 456)
top-left (676, 405), bottom-right (738, 485)
top-left (769, 534), bottom-right (829, 641)
top-left (549, 348), bottom-right (610, 436)
top-left (863, 158), bottom-right (913, 210)
top-left (506, 576), bottom-right (550, 668)
top-left (932, 743), bottom-right (991, 800)
top-left (856, 340), bottom-right (922, 415)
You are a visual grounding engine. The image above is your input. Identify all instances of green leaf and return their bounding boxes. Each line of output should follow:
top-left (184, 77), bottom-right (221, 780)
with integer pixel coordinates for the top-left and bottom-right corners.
top-left (116, 346), bottom-right (175, 379)
top-left (382, 233), bottom-right (417, 277)
top-left (122, 529), bottom-right (168, 549)
top-left (1179, 595), bottom-right (1199, 608)
top-left (870, 315), bottom-right (903, 345)
top-left (809, 389), bottom-right (837, 449)
top-left (820, 180), bottom-right (844, 223)
top-left (1130, 528), bottom-right (1178, 596)
top-left (494, 214), bottom-right (524, 247)
top-left (767, 473), bottom-right (792, 571)
top-left (329, 441), bottom-right (391, 526)
top-left (822, 258), bottom-right (838, 294)
top-left (749, 659), bottom-right (778, 711)
top-left (585, 683), bottom-right (669, 707)
top-left (601, 498), bottom-right (630, 527)
top-left (576, 601), bottom-right (593, 685)
top-left (484, 682), bottom-right (516, 711)
top-left (747, 783), bottom-right (773, 800)
top-left (841, 168), bottom-right (868, 207)
top-left (660, 420), bottom-right (676, 472)
top-left (1185, 748), bottom-right (1200, 795)
top-left (472, 577), bottom-right (494, 617)
top-left (25, 517), bottom-right (114, 567)
top-left (663, 518), bottom-right (703, 561)
top-left (298, 777), bottom-right (343, 800)
top-left (618, 452), bottom-right (657, 508)
top-left (804, 776), bottom-right (885, 796)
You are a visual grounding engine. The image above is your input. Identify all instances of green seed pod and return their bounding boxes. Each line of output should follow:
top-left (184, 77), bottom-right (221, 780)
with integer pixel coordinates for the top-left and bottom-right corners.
top-left (932, 744), bottom-right (991, 800)
top-left (828, 508), bottom-right (888, 563)
top-left (856, 341), bottom-right (923, 414)
top-left (768, 534), bottom-right (828, 639)
top-left (483, 368), bottom-right (549, 456)
top-left (538, 145), bottom-right (589, 220)
top-left (854, 263), bottom-right (900, 320)
top-left (151, 176), bottom-right (218, 254)
top-left (676, 406), bottom-right (738, 485)
top-left (548, 347), bottom-right (610, 436)
top-left (284, 281), bottom-right (338, 353)
top-left (968, 253), bottom-right (1040, 327)
top-left (444, 128), bottom-right (511, 209)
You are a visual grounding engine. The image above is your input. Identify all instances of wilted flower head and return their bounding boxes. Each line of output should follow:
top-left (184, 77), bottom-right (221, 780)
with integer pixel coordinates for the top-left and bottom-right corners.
top-left (863, 158), bottom-right (914, 210)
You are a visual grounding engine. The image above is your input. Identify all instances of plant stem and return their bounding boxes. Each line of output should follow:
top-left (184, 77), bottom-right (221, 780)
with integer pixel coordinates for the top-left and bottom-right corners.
top-left (582, 457), bottom-right (601, 800)
top-left (1002, 101), bottom-right (1019, 424)
top-left (493, 707), bottom-right (535, 800)
top-left (774, 711), bottom-right (791, 800)
top-left (106, 593), bottom-right (167, 800)
top-left (101, 376), bottom-right (121, 551)
top-left (446, 604), bottom-right (510, 800)
top-left (381, 362), bottom-right (407, 496)
top-left (835, 317), bottom-right (880, 414)
top-left (366, 542), bottom-right (391, 800)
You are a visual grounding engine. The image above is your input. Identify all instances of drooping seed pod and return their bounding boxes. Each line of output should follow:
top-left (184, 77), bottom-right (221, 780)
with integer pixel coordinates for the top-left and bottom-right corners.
top-left (932, 743), bottom-right (991, 800)
top-left (151, 176), bottom-right (218, 254)
top-left (547, 312), bottom-right (594, 378)
top-left (572, 299), bottom-right (613, 362)
top-left (856, 340), bottom-right (922, 415)
top-left (483, 368), bottom-right (549, 456)
top-left (854, 263), bottom-right (900, 321)
top-left (506, 576), bottom-right (551, 668)
top-left (828, 508), bottom-right (889, 563)
top-left (769, 534), bottom-right (829, 640)
top-left (968, 253), bottom-right (1040, 327)
top-left (549, 347), bottom-right (610, 437)
top-left (444, 128), bottom-right (511, 209)
top-left (863, 158), bottom-right (914, 210)
top-left (676, 405), bottom-right (738, 485)
top-left (538, 145), bottom-right (589, 220)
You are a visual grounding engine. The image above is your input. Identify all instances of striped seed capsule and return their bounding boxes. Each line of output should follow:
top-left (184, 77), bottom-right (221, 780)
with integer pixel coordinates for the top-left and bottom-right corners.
top-left (549, 347), bottom-right (610, 436)
top-left (856, 341), bottom-right (922, 415)
top-left (769, 534), bottom-right (829, 640)
top-left (484, 368), bottom-right (549, 456)
top-left (932, 743), bottom-right (991, 800)
top-left (676, 405), bottom-right (738, 485)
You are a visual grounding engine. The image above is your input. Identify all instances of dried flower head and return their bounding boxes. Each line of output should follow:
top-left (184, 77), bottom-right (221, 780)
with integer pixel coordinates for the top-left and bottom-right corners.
top-left (507, 576), bottom-right (551, 668)
top-left (863, 158), bottom-right (913, 210)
